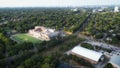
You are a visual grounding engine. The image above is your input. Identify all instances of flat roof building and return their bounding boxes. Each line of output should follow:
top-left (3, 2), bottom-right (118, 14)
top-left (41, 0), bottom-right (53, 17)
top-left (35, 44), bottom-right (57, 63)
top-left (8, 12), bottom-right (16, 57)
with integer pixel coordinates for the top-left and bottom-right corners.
top-left (70, 46), bottom-right (104, 64)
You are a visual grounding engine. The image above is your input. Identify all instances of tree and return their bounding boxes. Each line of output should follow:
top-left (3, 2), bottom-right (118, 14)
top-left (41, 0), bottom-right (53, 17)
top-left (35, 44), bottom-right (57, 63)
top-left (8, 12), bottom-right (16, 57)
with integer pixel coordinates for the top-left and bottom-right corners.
top-left (80, 43), bottom-right (94, 50)
top-left (41, 63), bottom-right (51, 68)
top-left (104, 63), bottom-right (113, 68)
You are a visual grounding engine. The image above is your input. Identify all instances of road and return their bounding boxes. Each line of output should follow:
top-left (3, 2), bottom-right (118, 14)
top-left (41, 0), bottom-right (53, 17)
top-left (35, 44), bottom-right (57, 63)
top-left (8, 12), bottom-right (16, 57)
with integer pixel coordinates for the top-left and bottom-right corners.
top-left (78, 33), bottom-right (120, 53)
top-left (74, 13), bottom-right (92, 34)
top-left (84, 40), bottom-right (120, 50)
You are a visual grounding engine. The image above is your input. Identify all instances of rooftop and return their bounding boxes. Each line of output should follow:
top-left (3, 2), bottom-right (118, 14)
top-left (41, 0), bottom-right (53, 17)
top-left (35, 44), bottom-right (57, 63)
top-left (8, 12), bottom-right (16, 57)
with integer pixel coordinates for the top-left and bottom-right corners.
top-left (71, 46), bottom-right (103, 62)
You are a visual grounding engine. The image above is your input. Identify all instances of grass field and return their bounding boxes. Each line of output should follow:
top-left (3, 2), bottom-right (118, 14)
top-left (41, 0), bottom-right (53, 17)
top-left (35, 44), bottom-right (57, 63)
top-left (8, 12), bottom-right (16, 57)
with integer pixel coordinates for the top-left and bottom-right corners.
top-left (11, 33), bottom-right (42, 43)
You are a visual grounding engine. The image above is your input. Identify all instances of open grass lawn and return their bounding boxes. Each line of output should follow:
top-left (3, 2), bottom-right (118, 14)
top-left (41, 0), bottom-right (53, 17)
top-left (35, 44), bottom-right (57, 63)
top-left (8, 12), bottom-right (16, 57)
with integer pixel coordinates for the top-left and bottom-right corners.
top-left (11, 33), bottom-right (42, 43)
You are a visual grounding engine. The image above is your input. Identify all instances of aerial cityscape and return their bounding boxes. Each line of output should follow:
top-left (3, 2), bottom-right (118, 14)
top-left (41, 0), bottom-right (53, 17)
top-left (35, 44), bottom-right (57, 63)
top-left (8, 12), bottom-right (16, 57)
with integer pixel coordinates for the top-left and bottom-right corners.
top-left (0, 0), bottom-right (120, 68)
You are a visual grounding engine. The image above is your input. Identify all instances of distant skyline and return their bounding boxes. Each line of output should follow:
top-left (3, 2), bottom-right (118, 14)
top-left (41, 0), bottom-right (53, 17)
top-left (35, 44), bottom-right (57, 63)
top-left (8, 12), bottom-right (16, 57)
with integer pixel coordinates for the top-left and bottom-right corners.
top-left (0, 0), bottom-right (120, 7)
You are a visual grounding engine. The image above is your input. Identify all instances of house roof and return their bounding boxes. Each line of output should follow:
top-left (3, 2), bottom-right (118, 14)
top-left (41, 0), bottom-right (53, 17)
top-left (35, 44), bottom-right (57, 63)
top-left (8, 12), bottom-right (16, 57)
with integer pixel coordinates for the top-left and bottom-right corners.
top-left (71, 46), bottom-right (103, 62)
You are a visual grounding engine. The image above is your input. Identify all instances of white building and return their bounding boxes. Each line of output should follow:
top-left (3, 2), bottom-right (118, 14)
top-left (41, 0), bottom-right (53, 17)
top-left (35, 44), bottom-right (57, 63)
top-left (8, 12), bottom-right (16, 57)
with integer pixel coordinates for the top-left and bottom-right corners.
top-left (114, 6), bottom-right (119, 12)
top-left (71, 8), bottom-right (78, 12)
top-left (98, 8), bottom-right (104, 12)
top-left (70, 46), bottom-right (104, 64)
top-left (29, 26), bottom-right (59, 41)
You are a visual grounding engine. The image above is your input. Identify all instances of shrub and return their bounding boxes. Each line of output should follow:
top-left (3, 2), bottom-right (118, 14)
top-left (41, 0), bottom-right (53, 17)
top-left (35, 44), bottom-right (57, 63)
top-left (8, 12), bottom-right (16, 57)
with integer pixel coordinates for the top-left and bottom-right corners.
top-left (80, 43), bottom-right (94, 50)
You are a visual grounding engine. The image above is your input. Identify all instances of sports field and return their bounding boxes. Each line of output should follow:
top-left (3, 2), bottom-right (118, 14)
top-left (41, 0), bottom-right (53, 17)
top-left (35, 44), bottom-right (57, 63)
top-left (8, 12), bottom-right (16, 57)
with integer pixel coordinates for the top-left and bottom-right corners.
top-left (11, 33), bottom-right (42, 43)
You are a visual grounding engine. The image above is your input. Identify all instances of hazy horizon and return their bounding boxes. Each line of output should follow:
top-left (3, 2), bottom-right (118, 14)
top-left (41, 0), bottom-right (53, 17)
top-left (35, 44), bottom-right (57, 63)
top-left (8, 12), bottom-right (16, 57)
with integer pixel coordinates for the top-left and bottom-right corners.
top-left (0, 0), bottom-right (120, 7)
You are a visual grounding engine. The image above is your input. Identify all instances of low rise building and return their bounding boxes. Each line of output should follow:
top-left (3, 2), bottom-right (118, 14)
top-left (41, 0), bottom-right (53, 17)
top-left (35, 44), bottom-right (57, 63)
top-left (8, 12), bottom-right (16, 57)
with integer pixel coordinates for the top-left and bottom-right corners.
top-left (70, 46), bottom-right (104, 64)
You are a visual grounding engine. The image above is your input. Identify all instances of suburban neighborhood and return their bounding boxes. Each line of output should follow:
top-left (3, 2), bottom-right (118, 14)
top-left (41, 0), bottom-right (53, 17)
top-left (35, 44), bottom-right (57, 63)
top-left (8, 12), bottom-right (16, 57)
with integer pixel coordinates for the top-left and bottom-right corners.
top-left (0, 0), bottom-right (120, 68)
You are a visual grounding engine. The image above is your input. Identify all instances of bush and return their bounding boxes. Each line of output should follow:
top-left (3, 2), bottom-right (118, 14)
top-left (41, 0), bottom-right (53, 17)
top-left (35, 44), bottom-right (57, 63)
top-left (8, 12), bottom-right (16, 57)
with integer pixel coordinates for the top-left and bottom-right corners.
top-left (80, 43), bottom-right (94, 50)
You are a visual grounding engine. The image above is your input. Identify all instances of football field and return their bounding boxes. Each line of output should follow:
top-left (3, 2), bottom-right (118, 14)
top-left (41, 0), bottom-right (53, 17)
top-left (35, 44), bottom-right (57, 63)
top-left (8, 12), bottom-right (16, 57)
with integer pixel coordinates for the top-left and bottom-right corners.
top-left (11, 33), bottom-right (42, 43)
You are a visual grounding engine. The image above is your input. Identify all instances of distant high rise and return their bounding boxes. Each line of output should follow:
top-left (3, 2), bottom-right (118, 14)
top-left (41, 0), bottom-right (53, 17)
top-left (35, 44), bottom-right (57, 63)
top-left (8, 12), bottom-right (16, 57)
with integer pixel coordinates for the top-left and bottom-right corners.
top-left (114, 6), bottom-right (119, 12)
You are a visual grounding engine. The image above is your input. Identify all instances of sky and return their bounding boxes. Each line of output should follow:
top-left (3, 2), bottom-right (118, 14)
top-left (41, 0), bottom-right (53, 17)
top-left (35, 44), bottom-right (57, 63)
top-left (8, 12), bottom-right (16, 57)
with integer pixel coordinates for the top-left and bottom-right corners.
top-left (0, 0), bottom-right (120, 7)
